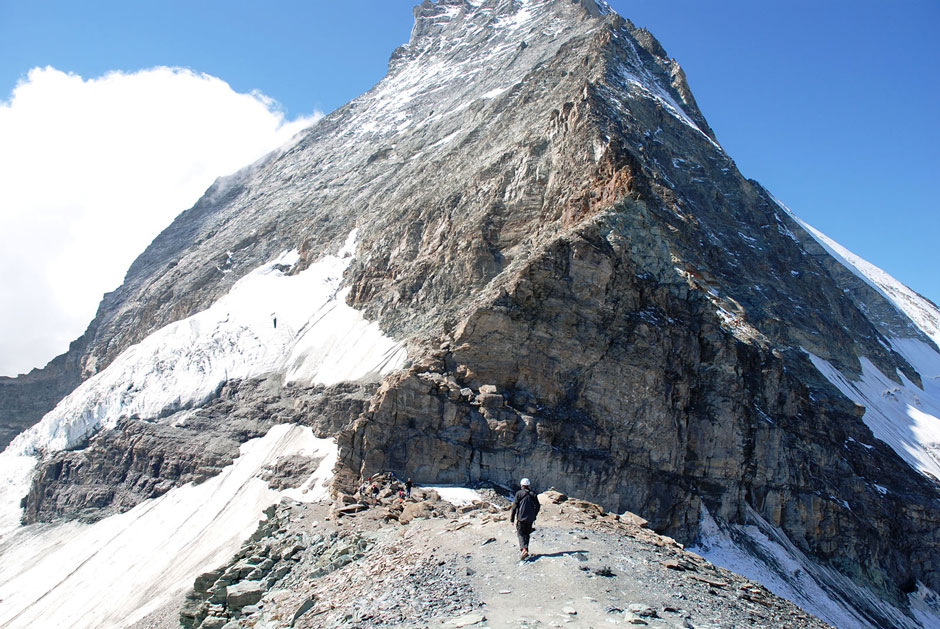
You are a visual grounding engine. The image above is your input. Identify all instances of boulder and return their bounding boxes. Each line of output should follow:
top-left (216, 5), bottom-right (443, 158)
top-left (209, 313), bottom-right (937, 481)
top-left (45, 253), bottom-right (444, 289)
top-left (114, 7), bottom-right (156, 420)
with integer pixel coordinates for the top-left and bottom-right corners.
top-left (477, 393), bottom-right (504, 409)
top-left (627, 603), bottom-right (657, 618)
top-left (226, 580), bottom-right (264, 610)
top-left (542, 490), bottom-right (568, 504)
top-left (399, 500), bottom-right (436, 524)
top-left (199, 616), bottom-right (228, 629)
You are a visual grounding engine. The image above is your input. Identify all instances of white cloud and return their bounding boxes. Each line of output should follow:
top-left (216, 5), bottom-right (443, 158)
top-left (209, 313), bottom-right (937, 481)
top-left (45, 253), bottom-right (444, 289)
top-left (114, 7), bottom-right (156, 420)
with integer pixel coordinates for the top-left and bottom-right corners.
top-left (0, 66), bottom-right (320, 377)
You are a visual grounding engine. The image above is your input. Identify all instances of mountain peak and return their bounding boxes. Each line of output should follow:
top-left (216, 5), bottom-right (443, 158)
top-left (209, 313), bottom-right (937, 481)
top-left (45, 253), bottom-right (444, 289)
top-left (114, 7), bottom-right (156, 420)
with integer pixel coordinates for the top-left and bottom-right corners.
top-left (394, 0), bottom-right (609, 67)
top-left (2, 1), bottom-right (939, 626)
top-left (386, 0), bottom-right (714, 149)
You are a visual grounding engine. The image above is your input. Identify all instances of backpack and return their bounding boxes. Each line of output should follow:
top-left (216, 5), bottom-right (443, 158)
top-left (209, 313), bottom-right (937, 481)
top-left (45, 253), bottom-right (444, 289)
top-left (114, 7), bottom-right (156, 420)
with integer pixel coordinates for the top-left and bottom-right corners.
top-left (517, 488), bottom-right (537, 521)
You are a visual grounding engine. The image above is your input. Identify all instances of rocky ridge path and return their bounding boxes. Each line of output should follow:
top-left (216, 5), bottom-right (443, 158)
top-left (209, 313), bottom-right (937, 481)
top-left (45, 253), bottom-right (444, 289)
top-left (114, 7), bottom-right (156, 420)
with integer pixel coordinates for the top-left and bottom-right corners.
top-left (172, 487), bottom-right (832, 629)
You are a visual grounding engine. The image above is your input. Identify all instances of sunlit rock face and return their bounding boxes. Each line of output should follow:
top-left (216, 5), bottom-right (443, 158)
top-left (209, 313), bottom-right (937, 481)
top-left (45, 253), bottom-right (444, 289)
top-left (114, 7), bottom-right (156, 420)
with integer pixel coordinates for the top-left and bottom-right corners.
top-left (1, 1), bottom-right (939, 627)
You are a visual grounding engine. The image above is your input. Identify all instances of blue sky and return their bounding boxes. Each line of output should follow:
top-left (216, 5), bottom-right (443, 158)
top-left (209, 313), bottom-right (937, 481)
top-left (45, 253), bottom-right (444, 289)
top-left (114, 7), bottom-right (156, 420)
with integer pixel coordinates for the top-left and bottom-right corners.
top-left (1, 0), bottom-right (938, 373)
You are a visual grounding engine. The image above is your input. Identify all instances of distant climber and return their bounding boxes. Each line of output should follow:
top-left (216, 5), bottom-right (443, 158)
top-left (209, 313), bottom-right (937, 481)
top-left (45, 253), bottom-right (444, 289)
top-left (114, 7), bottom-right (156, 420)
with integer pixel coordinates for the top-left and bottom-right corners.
top-left (509, 477), bottom-right (540, 560)
top-left (272, 312), bottom-right (277, 328)
top-left (406, 478), bottom-right (413, 498)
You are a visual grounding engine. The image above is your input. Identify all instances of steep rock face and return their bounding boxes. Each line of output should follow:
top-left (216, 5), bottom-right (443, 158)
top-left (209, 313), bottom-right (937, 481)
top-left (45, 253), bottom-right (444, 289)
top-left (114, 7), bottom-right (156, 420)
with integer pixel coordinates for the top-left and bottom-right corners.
top-left (317, 1), bottom-right (940, 616)
top-left (317, 0), bottom-right (939, 617)
top-left (2, 1), bottom-right (939, 626)
top-left (338, 212), bottom-right (940, 613)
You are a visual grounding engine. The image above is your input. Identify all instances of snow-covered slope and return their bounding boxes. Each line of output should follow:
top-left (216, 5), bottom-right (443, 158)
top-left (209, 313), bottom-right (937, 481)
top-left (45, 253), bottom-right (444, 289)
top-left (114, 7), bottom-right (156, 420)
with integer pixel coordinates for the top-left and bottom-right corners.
top-left (798, 219), bottom-right (940, 349)
top-left (803, 222), bottom-right (940, 481)
top-left (0, 424), bottom-right (336, 629)
top-left (690, 505), bottom-right (940, 629)
top-left (6, 229), bottom-right (406, 457)
top-left (771, 207), bottom-right (940, 481)
top-left (808, 351), bottom-right (940, 481)
top-left (0, 231), bottom-right (404, 626)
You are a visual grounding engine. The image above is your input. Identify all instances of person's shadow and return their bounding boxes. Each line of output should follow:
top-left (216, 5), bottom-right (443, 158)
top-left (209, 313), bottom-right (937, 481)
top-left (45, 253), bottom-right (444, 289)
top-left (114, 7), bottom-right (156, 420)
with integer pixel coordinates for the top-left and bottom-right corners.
top-left (527, 550), bottom-right (588, 562)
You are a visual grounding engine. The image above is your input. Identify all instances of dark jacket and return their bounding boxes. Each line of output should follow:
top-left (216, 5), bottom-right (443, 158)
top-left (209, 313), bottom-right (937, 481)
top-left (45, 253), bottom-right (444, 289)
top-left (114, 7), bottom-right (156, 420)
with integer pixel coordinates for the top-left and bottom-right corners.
top-left (510, 487), bottom-right (540, 523)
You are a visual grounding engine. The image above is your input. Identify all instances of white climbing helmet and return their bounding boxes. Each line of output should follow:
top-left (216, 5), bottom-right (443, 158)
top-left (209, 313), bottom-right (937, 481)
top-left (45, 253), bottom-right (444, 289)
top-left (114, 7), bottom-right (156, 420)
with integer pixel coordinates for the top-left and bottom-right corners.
top-left (520, 478), bottom-right (531, 487)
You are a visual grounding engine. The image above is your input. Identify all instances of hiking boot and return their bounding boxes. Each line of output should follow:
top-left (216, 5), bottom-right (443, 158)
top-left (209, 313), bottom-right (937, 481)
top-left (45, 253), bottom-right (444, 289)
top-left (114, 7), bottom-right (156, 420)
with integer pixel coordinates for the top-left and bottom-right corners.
top-left (520, 547), bottom-right (528, 560)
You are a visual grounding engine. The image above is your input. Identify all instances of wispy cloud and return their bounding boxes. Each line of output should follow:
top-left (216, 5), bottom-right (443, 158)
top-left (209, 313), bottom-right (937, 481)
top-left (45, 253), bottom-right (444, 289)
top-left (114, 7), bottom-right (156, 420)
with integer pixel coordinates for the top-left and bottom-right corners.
top-left (0, 66), bottom-right (321, 376)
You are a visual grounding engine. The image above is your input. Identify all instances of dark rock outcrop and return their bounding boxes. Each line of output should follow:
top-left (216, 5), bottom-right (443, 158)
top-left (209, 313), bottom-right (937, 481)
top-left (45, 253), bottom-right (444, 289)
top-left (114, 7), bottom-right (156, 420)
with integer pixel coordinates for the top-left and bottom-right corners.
top-left (0, 349), bottom-right (81, 449)
top-left (21, 377), bottom-right (373, 523)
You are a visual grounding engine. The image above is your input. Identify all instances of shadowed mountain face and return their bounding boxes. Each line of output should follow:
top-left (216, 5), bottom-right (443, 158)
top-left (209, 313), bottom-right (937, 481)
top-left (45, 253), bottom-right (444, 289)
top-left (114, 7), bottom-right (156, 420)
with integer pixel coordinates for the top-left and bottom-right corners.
top-left (3, 1), bottom-right (939, 626)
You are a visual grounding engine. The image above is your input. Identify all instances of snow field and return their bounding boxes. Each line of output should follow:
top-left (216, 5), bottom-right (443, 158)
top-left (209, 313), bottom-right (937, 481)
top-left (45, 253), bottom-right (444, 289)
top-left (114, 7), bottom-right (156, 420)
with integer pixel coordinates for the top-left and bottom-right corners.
top-left (0, 229), bottom-right (403, 625)
top-left (427, 486), bottom-right (487, 507)
top-left (0, 424), bottom-right (337, 629)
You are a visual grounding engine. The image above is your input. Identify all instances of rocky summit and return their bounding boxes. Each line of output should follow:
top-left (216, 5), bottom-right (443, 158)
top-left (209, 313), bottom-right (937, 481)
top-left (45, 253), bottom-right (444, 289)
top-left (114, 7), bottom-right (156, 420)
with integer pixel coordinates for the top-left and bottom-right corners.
top-left (1, 1), bottom-right (939, 628)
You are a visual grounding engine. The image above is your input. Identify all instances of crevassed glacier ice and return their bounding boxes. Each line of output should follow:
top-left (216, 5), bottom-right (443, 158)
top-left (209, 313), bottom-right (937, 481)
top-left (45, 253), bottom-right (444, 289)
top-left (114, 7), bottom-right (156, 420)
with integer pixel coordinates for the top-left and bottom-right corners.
top-left (7, 229), bottom-right (406, 457)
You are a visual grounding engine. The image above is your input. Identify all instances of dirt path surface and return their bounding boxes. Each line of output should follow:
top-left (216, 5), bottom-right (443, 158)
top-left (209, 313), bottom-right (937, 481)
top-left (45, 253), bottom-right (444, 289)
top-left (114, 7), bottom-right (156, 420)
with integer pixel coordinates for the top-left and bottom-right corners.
top-left (179, 487), bottom-right (833, 628)
top-left (387, 495), bottom-right (830, 628)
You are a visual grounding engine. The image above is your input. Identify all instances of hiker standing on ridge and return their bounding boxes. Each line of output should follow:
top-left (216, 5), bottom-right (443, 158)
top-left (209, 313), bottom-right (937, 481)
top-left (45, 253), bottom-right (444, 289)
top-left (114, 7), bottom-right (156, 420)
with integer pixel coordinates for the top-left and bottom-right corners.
top-left (509, 477), bottom-right (540, 560)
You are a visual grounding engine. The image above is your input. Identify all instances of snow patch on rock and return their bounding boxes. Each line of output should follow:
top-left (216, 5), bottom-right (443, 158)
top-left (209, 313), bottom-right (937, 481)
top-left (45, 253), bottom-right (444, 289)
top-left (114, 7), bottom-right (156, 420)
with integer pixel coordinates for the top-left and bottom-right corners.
top-left (427, 486), bottom-right (485, 507)
top-left (909, 582), bottom-right (940, 629)
top-left (807, 348), bottom-right (940, 480)
top-left (689, 505), bottom-right (934, 629)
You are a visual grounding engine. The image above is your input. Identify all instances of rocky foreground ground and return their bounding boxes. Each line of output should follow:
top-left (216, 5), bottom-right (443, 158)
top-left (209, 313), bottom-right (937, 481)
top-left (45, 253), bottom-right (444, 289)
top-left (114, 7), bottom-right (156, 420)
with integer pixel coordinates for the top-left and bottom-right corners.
top-left (131, 479), bottom-right (832, 629)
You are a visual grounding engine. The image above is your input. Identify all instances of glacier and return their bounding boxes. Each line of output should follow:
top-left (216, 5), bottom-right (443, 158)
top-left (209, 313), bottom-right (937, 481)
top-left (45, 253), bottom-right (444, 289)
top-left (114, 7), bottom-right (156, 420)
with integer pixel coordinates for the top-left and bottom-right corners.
top-left (0, 231), bottom-right (405, 627)
top-left (7, 228), bottom-right (406, 458)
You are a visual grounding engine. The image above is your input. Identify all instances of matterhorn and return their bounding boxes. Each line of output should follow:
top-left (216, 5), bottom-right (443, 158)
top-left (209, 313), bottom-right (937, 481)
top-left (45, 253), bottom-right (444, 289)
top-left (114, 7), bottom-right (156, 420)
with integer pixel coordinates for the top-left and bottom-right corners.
top-left (1, 1), bottom-right (938, 627)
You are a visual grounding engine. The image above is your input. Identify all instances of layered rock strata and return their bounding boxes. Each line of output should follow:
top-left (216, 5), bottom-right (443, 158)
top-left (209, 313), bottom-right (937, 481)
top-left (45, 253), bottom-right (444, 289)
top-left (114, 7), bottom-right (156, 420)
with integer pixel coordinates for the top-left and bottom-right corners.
top-left (21, 377), bottom-right (372, 523)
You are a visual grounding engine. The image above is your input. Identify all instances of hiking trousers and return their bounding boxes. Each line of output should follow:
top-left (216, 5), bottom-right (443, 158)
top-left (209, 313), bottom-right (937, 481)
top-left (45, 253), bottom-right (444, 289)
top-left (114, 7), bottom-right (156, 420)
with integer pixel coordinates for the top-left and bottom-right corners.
top-left (516, 519), bottom-right (534, 551)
